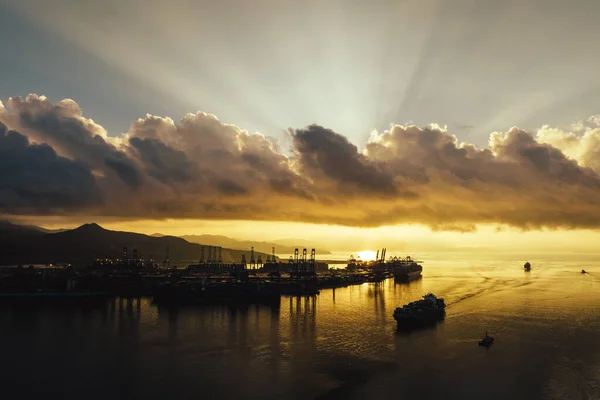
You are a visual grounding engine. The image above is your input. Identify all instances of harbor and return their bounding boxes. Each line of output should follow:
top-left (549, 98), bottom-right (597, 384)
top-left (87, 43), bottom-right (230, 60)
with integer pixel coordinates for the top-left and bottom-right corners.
top-left (1, 253), bottom-right (598, 399)
top-left (0, 246), bottom-right (422, 302)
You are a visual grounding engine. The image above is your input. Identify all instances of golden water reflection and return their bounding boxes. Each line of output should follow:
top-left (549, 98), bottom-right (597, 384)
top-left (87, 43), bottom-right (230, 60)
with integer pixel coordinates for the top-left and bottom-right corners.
top-left (1, 255), bottom-right (599, 399)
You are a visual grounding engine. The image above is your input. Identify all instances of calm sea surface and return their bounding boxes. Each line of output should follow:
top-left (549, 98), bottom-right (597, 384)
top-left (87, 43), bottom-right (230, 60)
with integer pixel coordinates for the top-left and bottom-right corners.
top-left (1, 252), bottom-right (599, 399)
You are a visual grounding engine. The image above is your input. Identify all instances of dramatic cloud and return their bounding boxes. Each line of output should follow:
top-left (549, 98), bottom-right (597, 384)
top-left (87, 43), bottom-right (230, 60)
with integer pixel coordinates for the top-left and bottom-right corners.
top-left (0, 121), bottom-right (101, 212)
top-left (291, 125), bottom-right (397, 196)
top-left (0, 96), bottom-right (143, 188)
top-left (2, 94), bottom-right (600, 230)
top-left (536, 120), bottom-right (600, 174)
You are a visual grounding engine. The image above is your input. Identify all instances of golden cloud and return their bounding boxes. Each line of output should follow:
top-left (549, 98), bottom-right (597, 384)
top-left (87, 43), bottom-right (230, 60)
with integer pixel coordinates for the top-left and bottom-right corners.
top-left (2, 94), bottom-right (600, 231)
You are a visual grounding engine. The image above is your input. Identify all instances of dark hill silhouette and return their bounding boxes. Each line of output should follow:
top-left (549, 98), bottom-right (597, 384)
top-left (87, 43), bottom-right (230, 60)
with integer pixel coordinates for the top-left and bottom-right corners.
top-left (0, 222), bottom-right (272, 267)
top-left (0, 220), bottom-right (46, 236)
top-left (0, 220), bottom-right (69, 238)
top-left (0, 221), bottom-right (47, 254)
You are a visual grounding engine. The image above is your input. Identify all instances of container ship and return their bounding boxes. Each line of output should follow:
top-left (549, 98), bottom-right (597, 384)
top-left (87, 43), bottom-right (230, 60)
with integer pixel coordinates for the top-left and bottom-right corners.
top-left (351, 249), bottom-right (424, 282)
top-left (388, 254), bottom-right (423, 282)
top-left (393, 293), bottom-right (446, 329)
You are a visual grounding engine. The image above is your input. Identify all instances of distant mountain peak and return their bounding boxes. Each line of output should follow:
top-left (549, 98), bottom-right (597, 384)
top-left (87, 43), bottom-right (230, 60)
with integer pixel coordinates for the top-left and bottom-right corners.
top-left (76, 223), bottom-right (105, 231)
top-left (0, 221), bottom-right (275, 266)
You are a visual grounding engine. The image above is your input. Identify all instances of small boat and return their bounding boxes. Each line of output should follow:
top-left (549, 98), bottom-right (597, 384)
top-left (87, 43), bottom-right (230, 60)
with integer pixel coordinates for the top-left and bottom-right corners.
top-left (581, 269), bottom-right (587, 274)
top-left (478, 332), bottom-right (494, 347)
top-left (524, 262), bottom-right (531, 271)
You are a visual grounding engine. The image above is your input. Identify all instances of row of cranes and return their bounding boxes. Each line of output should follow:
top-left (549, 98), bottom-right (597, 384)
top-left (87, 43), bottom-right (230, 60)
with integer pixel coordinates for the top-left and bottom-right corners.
top-left (377, 248), bottom-right (387, 263)
top-left (289, 247), bottom-right (317, 269)
top-left (376, 248), bottom-right (422, 264)
top-left (197, 245), bottom-right (318, 269)
top-left (198, 246), bottom-right (272, 267)
top-left (240, 246), bottom-right (262, 268)
top-left (242, 247), bottom-right (318, 274)
top-left (289, 248), bottom-right (318, 278)
top-left (347, 248), bottom-right (422, 267)
top-left (198, 245), bottom-right (223, 264)
top-left (116, 244), bottom-right (319, 272)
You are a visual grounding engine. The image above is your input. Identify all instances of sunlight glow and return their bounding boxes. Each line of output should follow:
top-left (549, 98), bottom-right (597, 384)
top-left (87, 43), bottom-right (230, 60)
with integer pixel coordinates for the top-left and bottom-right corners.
top-left (13, 216), bottom-right (600, 256)
top-left (356, 250), bottom-right (378, 261)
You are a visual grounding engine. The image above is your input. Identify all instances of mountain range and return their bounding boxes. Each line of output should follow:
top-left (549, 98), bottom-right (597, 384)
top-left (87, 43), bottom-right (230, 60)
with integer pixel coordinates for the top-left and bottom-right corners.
top-left (0, 221), bottom-right (272, 267)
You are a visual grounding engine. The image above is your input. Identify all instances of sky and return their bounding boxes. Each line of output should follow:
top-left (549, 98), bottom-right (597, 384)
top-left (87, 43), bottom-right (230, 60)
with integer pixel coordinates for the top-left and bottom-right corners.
top-left (1, 0), bottom-right (600, 252)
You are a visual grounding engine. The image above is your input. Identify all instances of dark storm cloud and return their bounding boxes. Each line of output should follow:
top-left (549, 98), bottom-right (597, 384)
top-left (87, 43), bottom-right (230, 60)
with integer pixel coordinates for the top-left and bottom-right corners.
top-left (291, 125), bottom-right (397, 195)
top-left (494, 128), bottom-right (600, 187)
top-left (0, 122), bottom-right (101, 212)
top-left (103, 152), bottom-right (143, 188)
top-left (3, 94), bottom-right (600, 231)
top-left (216, 179), bottom-right (248, 195)
top-left (3, 95), bottom-right (143, 188)
top-left (129, 137), bottom-right (192, 184)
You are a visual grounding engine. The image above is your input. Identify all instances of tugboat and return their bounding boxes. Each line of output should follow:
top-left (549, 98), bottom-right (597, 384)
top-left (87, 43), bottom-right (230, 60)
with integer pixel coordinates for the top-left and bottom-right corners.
top-left (393, 293), bottom-right (446, 329)
top-left (478, 332), bottom-right (494, 347)
top-left (524, 262), bottom-right (531, 271)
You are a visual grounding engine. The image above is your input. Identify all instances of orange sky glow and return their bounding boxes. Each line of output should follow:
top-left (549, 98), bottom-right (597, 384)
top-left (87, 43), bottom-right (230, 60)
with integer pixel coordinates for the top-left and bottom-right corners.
top-left (12, 217), bottom-right (600, 255)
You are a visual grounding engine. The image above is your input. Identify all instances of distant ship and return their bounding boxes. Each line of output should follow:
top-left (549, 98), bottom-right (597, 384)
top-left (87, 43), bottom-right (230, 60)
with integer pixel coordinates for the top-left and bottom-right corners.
top-left (524, 262), bottom-right (531, 271)
top-left (478, 332), bottom-right (495, 347)
top-left (392, 256), bottom-right (423, 281)
top-left (393, 293), bottom-right (446, 329)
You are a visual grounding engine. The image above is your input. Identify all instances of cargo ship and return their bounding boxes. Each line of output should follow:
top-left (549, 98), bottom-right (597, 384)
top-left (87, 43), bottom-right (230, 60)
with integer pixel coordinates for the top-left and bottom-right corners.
top-left (392, 256), bottom-right (423, 281)
top-left (361, 249), bottom-right (423, 281)
top-left (393, 293), bottom-right (446, 329)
